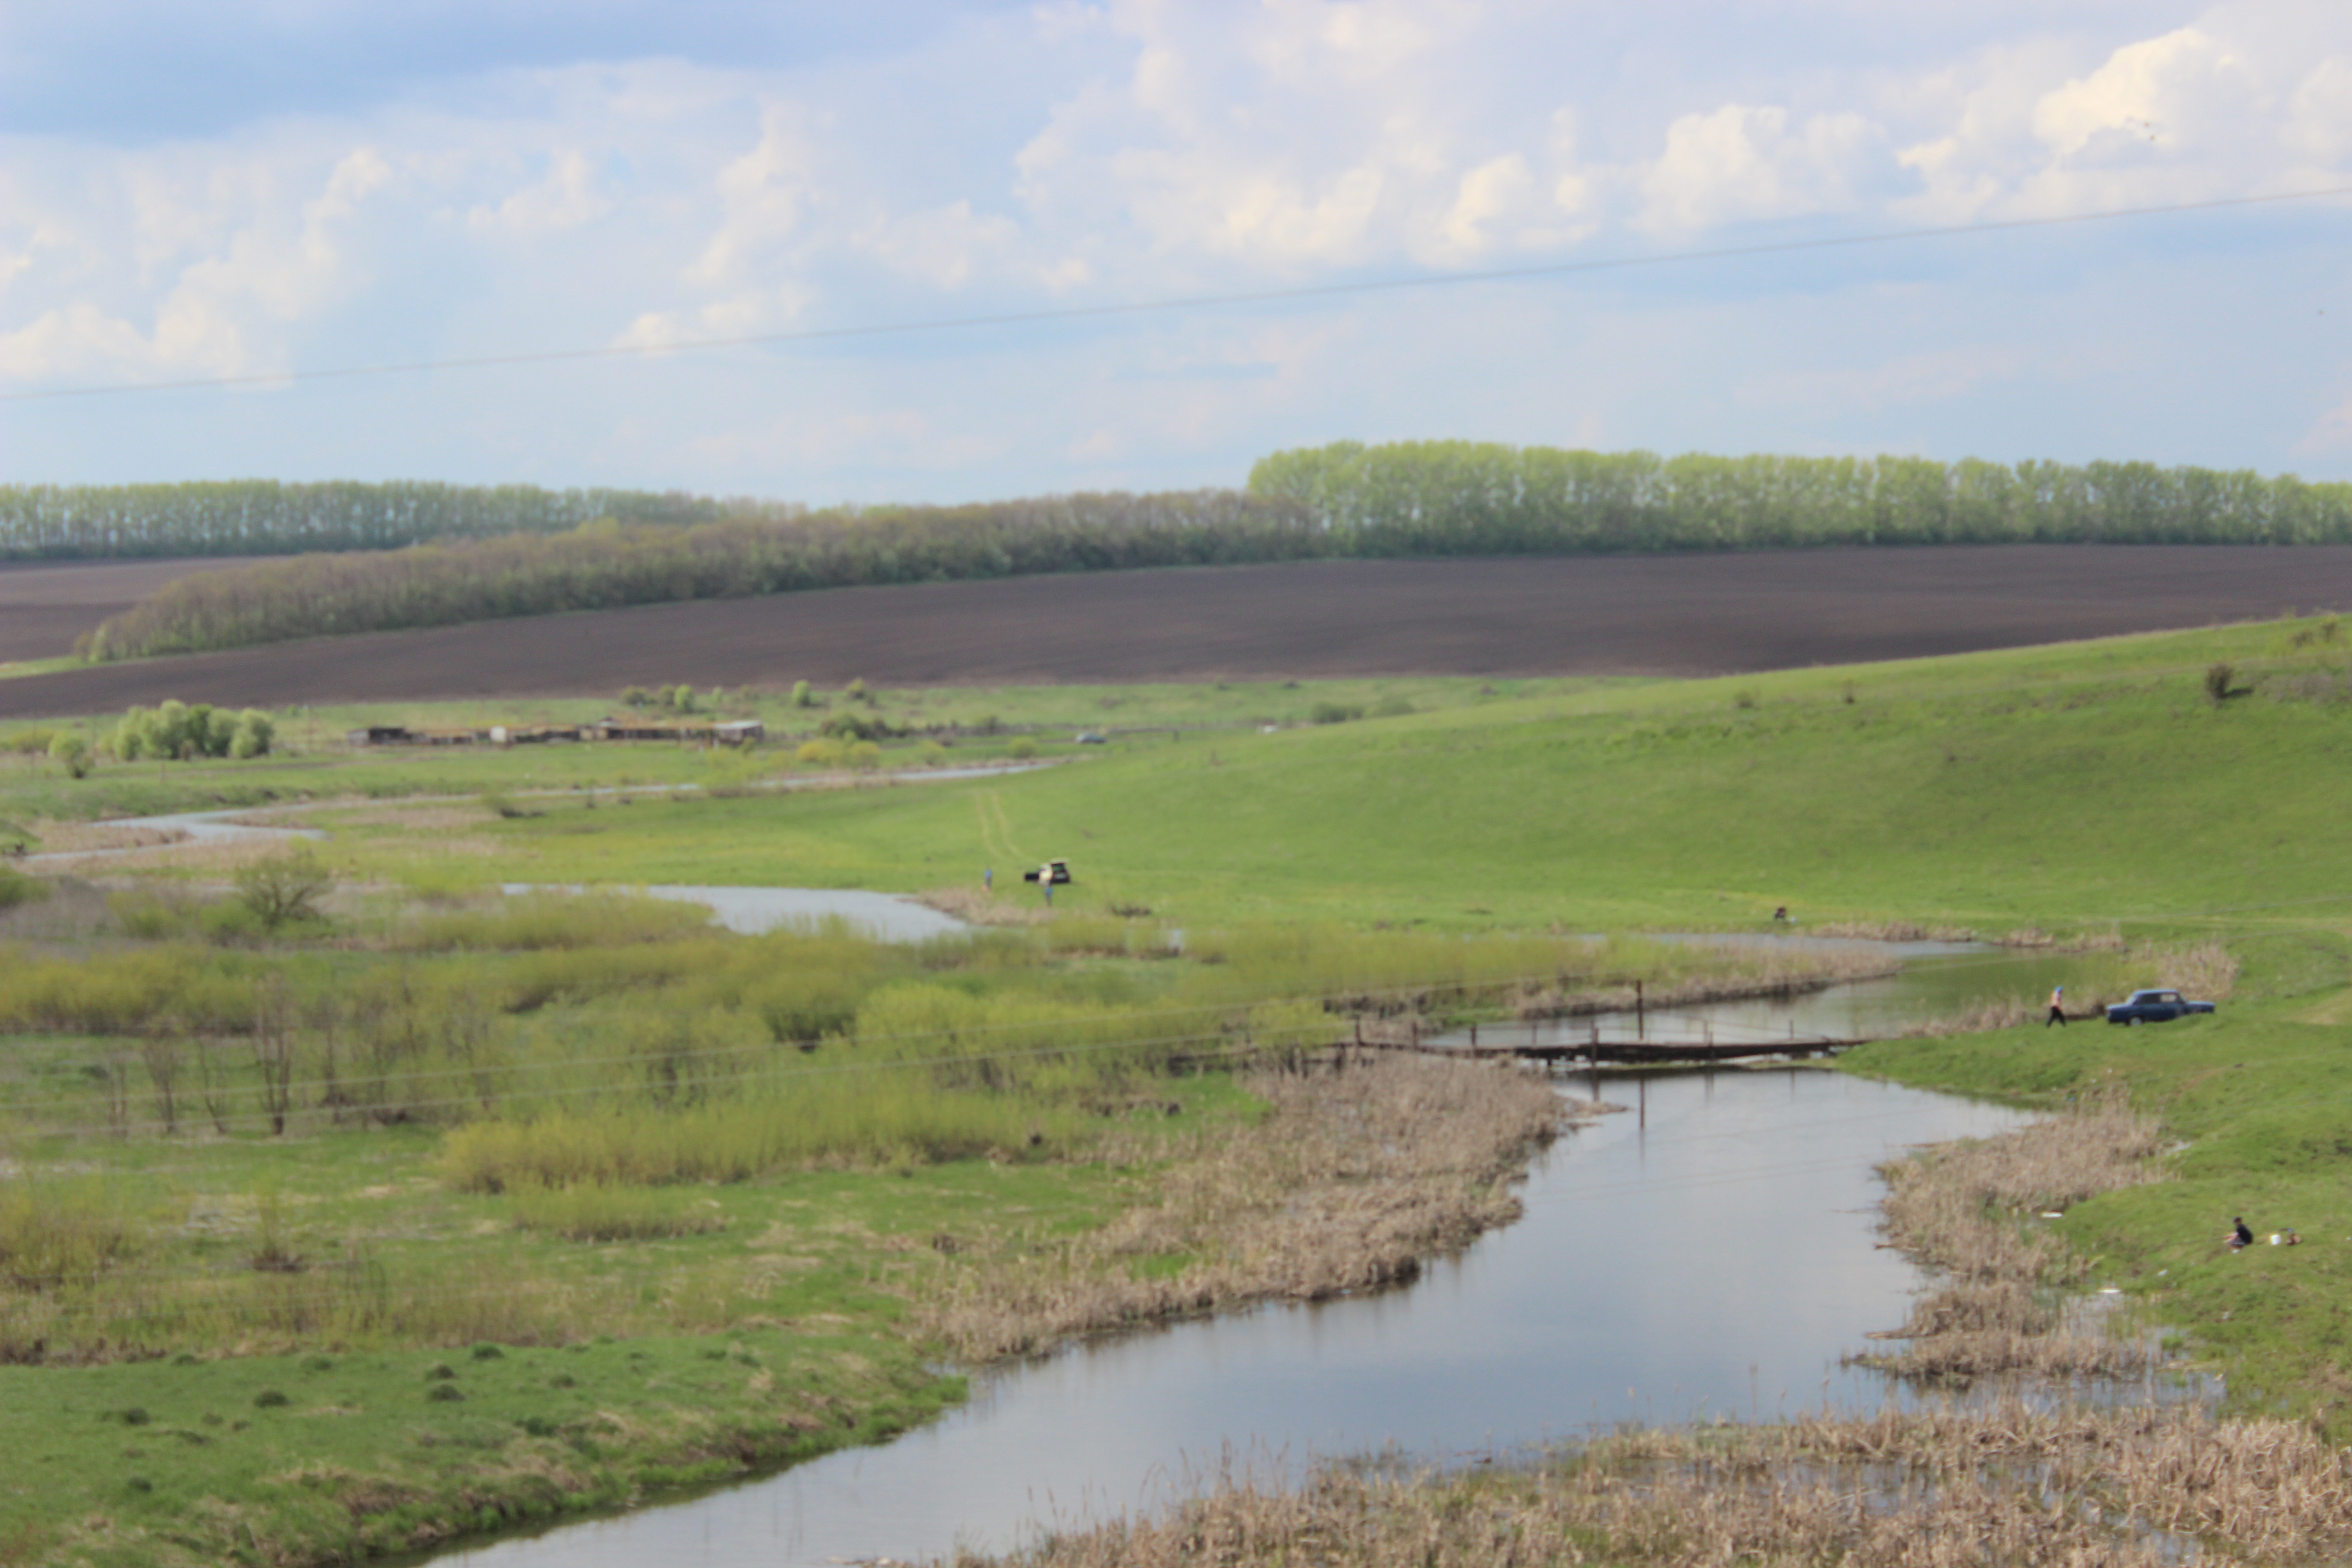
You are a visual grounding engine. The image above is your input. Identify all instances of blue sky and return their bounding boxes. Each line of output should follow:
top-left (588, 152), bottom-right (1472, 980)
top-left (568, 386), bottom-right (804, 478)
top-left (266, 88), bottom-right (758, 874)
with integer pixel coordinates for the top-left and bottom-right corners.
top-left (4, 0), bottom-right (2349, 502)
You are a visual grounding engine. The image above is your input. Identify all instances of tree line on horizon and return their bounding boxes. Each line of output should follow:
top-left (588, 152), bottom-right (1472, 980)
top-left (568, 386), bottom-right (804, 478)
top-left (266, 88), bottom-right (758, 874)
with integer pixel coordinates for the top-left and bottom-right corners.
top-left (0, 478), bottom-right (733, 559)
top-left (76, 491), bottom-right (1321, 661)
top-left (56, 444), bottom-right (2352, 662)
top-left (1246, 441), bottom-right (2352, 551)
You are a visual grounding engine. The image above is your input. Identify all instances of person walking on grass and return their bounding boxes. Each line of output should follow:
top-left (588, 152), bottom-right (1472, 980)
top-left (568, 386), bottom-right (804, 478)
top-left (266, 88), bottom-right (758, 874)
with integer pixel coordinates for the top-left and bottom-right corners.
top-left (2046, 985), bottom-right (2067, 1028)
top-left (983, 866), bottom-right (992, 894)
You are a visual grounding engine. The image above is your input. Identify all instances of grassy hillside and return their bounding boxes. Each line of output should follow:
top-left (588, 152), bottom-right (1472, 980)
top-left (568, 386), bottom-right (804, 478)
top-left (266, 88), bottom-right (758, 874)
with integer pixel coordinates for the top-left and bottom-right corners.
top-left (319, 614), bottom-right (2352, 936)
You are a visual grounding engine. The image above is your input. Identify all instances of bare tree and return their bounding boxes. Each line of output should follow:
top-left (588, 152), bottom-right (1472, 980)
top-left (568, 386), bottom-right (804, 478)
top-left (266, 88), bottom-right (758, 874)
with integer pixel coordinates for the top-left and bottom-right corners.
top-left (137, 1031), bottom-right (183, 1134)
top-left (251, 975), bottom-right (296, 1135)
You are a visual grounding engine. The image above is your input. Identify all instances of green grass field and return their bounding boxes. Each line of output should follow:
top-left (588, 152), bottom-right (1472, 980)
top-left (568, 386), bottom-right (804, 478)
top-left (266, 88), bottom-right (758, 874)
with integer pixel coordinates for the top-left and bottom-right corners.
top-left (259, 614), bottom-right (2352, 935)
top-left (11, 613), bottom-right (2352, 1555)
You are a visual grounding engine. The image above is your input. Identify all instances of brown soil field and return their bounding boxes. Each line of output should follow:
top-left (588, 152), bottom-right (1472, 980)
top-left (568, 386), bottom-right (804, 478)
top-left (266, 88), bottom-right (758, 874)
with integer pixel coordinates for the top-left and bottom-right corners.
top-left (0, 556), bottom-right (292, 664)
top-left (4, 545), bottom-right (2351, 718)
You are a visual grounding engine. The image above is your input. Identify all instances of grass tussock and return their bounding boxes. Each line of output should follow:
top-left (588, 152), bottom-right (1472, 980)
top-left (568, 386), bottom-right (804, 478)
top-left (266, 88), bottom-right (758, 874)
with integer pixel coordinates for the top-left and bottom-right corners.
top-left (439, 1077), bottom-right (1086, 1191)
top-left (953, 1400), bottom-right (2352, 1568)
top-left (506, 1182), bottom-right (727, 1242)
top-left (399, 889), bottom-right (715, 951)
top-left (1862, 1098), bottom-right (2169, 1382)
top-left (913, 1055), bottom-right (1573, 1360)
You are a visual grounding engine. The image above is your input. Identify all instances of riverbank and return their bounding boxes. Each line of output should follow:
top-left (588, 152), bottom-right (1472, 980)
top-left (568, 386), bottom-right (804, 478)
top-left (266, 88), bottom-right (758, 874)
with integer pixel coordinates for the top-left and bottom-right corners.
top-left (0, 1055), bottom-right (1565, 1568)
top-left (941, 1092), bottom-right (2330, 1568)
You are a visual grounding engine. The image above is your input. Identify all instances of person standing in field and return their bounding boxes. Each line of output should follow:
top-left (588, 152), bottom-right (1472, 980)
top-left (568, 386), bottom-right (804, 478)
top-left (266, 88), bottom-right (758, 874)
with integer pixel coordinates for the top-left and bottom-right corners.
top-left (983, 866), bottom-right (992, 893)
top-left (2046, 985), bottom-right (2066, 1028)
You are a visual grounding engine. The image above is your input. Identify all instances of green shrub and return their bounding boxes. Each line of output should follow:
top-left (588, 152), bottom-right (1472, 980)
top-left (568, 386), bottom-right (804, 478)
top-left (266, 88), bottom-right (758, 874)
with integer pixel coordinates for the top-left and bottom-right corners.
top-left (0, 865), bottom-right (44, 911)
top-left (253, 1389), bottom-right (289, 1408)
top-left (1308, 701), bottom-right (1363, 725)
top-left (1007, 737), bottom-right (1039, 760)
top-left (821, 711), bottom-right (879, 742)
top-left (47, 733), bottom-right (91, 779)
top-left (790, 681), bottom-right (815, 708)
top-left (796, 739), bottom-right (845, 768)
top-left (233, 848), bottom-right (334, 932)
top-left (0, 1178), bottom-right (138, 1291)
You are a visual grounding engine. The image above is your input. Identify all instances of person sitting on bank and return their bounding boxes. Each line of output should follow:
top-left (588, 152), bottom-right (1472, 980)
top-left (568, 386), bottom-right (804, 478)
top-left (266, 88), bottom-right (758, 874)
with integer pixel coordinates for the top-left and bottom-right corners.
top-left (2046, 985), bottom-right (2067, 1028)
top-left (2227, 1216), bottom-right (2255, 1250)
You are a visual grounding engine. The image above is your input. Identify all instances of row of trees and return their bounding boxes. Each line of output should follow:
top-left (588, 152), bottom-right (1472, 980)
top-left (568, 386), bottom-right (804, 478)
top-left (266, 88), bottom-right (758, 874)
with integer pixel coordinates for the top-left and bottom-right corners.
top-left (81, 490), bottom-right (1320, 660)
top-left (0, 479), bottom-right (735, 559)
top-left (56, 446), bottom-right (2352, 660)
top-left (1246, 442), bottom-right (2352, 551)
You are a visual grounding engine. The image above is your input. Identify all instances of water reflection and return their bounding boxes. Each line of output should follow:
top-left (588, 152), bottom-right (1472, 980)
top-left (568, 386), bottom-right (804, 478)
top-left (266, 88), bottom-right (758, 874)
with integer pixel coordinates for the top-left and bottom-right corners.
top-left (500, 884), bottom-right (968, 943)
top-left (1440, 949), bottom-right (2087, 1051)
top-left (439, 1070), bottom-right (2038, 1568)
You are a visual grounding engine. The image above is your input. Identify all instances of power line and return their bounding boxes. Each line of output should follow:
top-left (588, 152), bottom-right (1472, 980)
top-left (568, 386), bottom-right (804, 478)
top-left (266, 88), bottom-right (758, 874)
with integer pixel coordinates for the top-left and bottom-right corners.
top-left (7, 184), bottom-right (2348, 405)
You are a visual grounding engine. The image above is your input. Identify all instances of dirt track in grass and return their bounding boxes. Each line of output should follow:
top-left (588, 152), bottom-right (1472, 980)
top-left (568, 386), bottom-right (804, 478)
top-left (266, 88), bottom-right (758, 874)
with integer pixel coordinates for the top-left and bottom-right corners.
top-left (5, 545), bottom-right (2352, 716)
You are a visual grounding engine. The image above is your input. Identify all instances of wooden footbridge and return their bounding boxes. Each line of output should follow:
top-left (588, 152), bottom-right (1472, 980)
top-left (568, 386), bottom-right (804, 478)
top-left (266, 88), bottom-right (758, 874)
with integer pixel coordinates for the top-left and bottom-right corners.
top-left (1355, 1016), bottom-right (1868, 1069)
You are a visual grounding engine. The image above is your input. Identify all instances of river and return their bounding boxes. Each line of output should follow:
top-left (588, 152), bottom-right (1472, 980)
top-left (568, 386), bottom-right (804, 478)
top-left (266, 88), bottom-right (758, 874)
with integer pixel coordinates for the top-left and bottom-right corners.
top-left (438, 1064), bottom-right (2037, 1568)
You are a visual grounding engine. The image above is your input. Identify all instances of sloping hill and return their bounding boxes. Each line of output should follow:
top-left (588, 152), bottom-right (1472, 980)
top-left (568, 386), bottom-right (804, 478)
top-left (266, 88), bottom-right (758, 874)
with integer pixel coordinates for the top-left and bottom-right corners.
top-left (11, 546), bottom-right (2352, 718)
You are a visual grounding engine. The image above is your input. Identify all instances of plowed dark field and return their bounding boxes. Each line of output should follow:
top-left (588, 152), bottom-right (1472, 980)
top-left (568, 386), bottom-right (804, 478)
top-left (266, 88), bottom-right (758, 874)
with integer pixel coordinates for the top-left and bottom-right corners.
top-left (0, 557), bottom-right (293, 666)
top-left (6, 546), bottom-right (2352, 718)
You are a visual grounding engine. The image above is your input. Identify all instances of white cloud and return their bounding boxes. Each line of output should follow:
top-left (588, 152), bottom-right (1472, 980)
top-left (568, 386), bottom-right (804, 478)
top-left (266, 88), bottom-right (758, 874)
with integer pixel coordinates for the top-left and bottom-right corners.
top-left (2030, 28), bottom-right (2255, 158)
top-left (6, 3), bottom-right (2352, 495)
top-left (685, 102), bottom-right (823, 289)
top-left (467, 148), bottom-right (613, 237)
top-left (1637, 105), bottom-right (1882, 235)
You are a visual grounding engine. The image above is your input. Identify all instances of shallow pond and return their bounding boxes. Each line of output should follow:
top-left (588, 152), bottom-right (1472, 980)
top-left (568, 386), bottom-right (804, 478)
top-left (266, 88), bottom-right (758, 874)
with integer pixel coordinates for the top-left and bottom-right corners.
top-left (440, 1069), bottom-right (2035, 1568)
top-left (500, 884), bottom-right (968, 943)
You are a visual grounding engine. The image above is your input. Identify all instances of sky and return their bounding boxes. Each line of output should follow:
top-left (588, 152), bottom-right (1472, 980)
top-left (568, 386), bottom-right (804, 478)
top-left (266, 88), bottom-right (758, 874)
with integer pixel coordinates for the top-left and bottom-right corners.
top-left (3, 0), bottom-right (2351, 503)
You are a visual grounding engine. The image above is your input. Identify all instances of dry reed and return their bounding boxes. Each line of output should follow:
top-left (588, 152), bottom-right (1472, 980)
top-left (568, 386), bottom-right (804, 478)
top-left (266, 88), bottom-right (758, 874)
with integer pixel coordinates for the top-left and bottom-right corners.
top-left (913, 1056), bottom-right (1576, 1360)
top-left (914, 887), bottom-right (1050, 926)
top-left (1811, 919), bottom-right (1979, 941)
top-left (954, 1399), bottom-right (2352, 1568)
top-left (1505, 946), bottom-right (1897, 1022)
top-left (1861, 1098), bottom-right (2169, 1383)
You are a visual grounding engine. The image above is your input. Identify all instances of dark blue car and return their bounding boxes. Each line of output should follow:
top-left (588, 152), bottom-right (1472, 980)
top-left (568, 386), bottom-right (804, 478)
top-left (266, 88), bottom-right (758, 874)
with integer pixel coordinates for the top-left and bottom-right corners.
top-left (2105, 988), bottom-right (2216, 1025)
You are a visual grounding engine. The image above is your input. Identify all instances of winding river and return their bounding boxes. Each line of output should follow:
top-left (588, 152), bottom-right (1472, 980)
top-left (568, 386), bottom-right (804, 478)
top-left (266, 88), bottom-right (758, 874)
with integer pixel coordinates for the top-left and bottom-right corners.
top-left (37, 811), bottom-right (2134, 1562)
top-left (438, 1063), bottom-right (2034, 1567)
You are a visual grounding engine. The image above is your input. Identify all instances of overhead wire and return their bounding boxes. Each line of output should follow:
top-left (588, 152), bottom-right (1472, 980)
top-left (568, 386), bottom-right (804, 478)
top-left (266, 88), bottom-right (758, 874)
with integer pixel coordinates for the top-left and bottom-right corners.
top-left (6, 184), bottom-right (2349, 404)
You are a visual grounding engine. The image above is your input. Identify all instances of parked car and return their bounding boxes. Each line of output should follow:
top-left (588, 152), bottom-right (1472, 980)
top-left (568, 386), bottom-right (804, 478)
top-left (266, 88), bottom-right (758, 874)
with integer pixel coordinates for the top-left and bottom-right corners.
top-left (1074, 731), bottom-right (1107, 745)
top-left (2105, 989), bottom-right (2216, 1025)
top-left (1021, 859), bottom-right (1073, 885)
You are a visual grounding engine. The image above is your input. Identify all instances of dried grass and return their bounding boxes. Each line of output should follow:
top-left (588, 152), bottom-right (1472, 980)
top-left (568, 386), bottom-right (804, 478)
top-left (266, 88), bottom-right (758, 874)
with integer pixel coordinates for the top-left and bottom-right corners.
top-left (1994, 926), bottom-right (2129, 951)
top-left (913, 886), bottom-right (1049, 926)
top-left (1900, 938), bottom-right (2242, 1039)
top-left (913, 1056), bottom-right (1576, 1360)
top-left (1861, 1098), bottom-right (2169, 1383)
top-left (959, 1400), bottom-right (2352, 1568)
top-left (1811, 919), bottom-right (1979, 942)
top-left (1507, 947), bottom-right (1897, 1020)
top-left (24, 820), bottom-right (190, 854)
